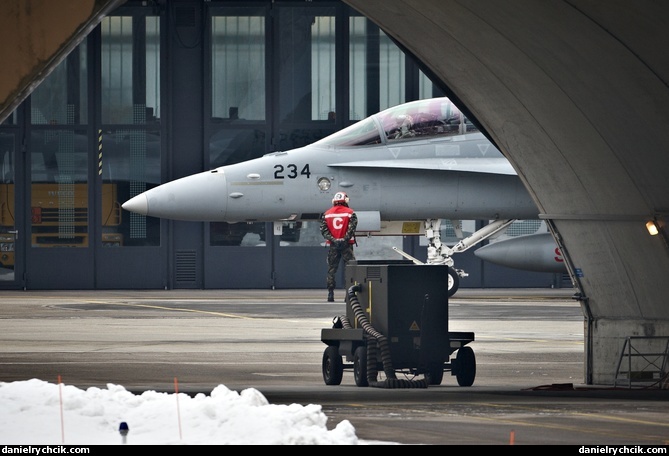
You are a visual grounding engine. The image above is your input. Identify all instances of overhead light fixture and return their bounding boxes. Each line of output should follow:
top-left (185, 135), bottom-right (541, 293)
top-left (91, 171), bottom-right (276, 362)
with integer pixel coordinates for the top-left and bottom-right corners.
top-left (646, 220), bottom-right (659, 236)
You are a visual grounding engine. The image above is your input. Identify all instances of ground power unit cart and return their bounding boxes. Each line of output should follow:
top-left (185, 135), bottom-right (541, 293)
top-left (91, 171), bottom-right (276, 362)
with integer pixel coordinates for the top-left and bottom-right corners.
top-left (321, 260), bottom-right (476, 388)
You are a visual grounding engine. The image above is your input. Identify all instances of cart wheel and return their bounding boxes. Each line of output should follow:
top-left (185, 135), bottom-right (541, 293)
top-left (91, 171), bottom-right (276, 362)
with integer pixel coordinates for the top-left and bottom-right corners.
top-left (455, 346), bottom-right (476, 386)
top-left (427, 363), bottom-right (445, 385)
top-left (353, 346), bottom-right (369, 387)
top-left (447, 267), bottom-right (460, 297)
top-left (322, 346), bottom-right (343, 385)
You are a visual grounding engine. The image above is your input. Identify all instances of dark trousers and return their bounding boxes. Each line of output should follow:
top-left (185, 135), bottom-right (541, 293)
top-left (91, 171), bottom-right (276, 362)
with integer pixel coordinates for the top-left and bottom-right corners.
top-left (326, 245), bottom-right (355, 290)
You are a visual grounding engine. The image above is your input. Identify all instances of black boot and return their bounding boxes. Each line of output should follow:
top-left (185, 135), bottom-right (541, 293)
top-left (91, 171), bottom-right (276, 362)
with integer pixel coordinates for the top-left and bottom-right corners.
top-left (327, 289), bottom-right (334, 302)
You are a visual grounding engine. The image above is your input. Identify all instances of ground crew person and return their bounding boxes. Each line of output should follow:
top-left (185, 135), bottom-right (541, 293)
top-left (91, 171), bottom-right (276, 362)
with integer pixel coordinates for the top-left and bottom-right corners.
top-left (320, 192), bottom-right (358, 302)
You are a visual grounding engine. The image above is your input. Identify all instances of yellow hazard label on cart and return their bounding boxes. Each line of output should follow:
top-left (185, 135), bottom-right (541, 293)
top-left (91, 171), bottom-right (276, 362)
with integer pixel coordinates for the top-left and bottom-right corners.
top-left (409, 321), bottom-right (420, 331)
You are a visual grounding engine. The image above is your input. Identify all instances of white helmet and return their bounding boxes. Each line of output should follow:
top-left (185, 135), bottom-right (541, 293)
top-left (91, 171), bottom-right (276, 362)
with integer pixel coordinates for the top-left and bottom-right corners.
top-left (332, 192), bottom-right (349, 205)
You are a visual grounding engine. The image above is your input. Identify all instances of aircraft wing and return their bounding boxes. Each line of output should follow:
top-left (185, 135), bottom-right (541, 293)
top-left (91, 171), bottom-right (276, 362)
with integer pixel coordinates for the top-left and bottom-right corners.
top-left (327, 157), bottom-right (517, 175)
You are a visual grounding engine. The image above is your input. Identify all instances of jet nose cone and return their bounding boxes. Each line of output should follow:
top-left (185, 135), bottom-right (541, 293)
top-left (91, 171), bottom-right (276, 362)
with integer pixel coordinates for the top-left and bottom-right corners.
top-left (122, 194), bottom-right (149, 215)
top-left (118, 170), bottom-right (229, 221)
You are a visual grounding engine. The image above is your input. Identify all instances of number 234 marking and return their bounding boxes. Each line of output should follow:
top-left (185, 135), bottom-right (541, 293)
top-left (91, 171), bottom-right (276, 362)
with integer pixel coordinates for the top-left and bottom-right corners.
top-left (274, 164), bottom-right (311, 179)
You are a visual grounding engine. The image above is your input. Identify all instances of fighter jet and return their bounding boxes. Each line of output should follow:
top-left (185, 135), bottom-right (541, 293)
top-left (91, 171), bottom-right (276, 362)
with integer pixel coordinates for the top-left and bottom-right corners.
top-left (122, 97), bottom-right (565, 295)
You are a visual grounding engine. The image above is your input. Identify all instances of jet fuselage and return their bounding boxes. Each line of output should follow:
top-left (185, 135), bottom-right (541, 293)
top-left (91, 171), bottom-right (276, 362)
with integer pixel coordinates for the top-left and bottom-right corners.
top-left (122, 97), bottom-right (562, 280)
top-left (125, 132), bottom-right (538, 224)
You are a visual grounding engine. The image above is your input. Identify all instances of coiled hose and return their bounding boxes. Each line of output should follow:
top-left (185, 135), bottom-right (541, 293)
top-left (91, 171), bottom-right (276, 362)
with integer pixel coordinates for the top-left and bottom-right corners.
top-left (342, 284), bottom-right (428, 389)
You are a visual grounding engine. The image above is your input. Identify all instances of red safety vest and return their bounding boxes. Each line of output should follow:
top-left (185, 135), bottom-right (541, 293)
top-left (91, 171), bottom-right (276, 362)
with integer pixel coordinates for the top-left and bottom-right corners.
top-left (323, 205), bottom-right (356, 245)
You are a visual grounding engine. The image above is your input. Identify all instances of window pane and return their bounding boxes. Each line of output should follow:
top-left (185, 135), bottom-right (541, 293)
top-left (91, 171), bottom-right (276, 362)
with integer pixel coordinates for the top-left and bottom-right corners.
top-left (102, 16), bottom-right (133, 124)
top-left (379, 29), bottom-right (404, 110)
top-left (146, 16), bottom-right (161, 121)
top-left (31, 42), bottom-right (88, 125)
top-left (102, 16), bottom-right (161, 124)
top-left (30, 130), bottom-right (89, 248)
top-left (209, 128), bottom-right (266, 168)
top-left (101, 12), bottom-right (162, 247)
top-left (277, 6), bottom-right (336, 123)
top-left (419, 71), bottom-right (434, 100)
top-left (278, 217), bottom-right (405, 258)
top-left (210, 222), bottom-right (266, 247)
top-left (349, 16), bottom-right (367, 120)
top-left (211, 13), bottom-right (265, 120)
top-left (0, 132), bottom-right (16, 278)
top-left (356, 236), bottom-right (404, 261)
top-left (311, 16), bottom-right (336, 120)
top-left (349, 18), bottom-right (405, 119)
top-left (494, 220), bottom-right (547, 240)
top-left (417, 220), bottom-right (477, 248)
top-left (102, 129), bottom-right (161, 246)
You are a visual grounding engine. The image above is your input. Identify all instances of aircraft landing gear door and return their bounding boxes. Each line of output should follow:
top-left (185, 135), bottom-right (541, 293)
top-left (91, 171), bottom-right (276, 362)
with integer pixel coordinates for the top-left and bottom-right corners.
top-left (0, 131), bottom-right (23, 288)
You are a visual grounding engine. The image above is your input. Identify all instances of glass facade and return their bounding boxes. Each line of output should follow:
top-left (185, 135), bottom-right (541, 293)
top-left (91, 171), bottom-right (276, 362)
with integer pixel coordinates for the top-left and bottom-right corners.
top-left (0, 0), bottom-right (553, 290)
top-left (205, 3), bottom-right (422, 254)
top-left (29, 42), bottom-right (89, 250)
top-left (0, 131), bottom-right (16, 281)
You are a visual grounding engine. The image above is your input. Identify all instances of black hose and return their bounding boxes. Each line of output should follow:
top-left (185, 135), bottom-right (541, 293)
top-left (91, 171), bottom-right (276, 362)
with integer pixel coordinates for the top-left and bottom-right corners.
top-left (346, 284), bottom-right (428, 389)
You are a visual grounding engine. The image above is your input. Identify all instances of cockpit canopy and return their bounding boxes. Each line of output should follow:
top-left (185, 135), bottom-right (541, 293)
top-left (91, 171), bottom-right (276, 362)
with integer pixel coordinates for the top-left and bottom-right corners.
top-left (314, 97), bottom-right (477, 147)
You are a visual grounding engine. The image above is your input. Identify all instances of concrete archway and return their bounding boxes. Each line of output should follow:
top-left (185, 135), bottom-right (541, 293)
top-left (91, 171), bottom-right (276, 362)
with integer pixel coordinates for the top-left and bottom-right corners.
top-left (345, 0), bottom-right (669, 383)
